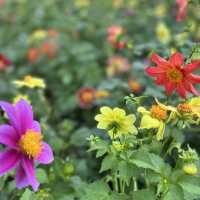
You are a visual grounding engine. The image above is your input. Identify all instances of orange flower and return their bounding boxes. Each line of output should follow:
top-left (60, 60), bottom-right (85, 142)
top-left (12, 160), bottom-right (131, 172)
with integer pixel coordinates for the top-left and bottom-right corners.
top-left (128, 78), bottom-right (143, 93)
top-left (40, 42), bottom-right (57, 59)
top-left (28, 48), bottom-right (40, 63)
top-left (77, 87), bottom-right (96, 108)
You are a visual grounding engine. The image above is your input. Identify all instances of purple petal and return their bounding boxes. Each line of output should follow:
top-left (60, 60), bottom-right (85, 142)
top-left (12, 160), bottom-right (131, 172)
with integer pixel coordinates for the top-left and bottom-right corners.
top-left (0, 125), bottom-right (19, 149)
top-left (0, 149), bottom-right (20, 176)
top-left (16, 163), bottom-right (29, 189)
top-left (32, 121), bottom-right (41, 133)
top-left (22, 157), bottom-right (39, 191)
top-left (15, 100), bottom-right (33, 135)
top-left (0, 101), bottom-right (20, 134)
top-left (37, 142), bottom-right (54, 164)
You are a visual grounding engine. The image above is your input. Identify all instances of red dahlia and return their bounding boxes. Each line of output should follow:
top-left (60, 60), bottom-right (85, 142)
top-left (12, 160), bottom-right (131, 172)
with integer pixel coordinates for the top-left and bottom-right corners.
top-left (145, 52), bottom-right (200, 98)
top-left (0, 54), bottom-right (11, 70)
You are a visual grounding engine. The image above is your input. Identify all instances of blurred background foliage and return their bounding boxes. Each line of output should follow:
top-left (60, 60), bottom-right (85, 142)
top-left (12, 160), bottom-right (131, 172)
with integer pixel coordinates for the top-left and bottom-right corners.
top-left (0, 0), bottom-right (200, 199)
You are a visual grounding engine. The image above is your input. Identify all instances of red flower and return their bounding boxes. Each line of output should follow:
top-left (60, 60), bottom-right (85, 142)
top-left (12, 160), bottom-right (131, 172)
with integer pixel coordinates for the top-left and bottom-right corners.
top-left (145, 52), bottom-right (200, 98)
top-left (28, 48), bottom-right (40, 63)
top-left (176, 0), bottom-right (187, 22)
top-left (77, 87), bottom-right (96, 108)
top-left (0, 54), bottom-right (11, 70)
top-left (107, 25), bottom-right (126, 49)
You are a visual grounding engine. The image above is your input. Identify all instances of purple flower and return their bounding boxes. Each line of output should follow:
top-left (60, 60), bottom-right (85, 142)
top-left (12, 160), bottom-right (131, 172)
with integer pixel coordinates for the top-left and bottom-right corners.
top-left (0, 99), bottom-right (54, 191)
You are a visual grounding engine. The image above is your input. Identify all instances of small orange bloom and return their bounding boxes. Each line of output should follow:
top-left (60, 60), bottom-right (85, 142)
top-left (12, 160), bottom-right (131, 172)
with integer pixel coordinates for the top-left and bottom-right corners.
top-left (28, 48), bottom-right (40, 63)
top-left (128, 78), bottom-right (143, 93)
top-left (40, 42), bottom-right (57, 59)
top-left (77, 87), bottom-right (96, 108)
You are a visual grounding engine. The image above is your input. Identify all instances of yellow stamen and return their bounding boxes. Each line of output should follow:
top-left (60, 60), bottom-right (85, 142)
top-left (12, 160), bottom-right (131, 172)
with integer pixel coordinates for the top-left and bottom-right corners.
top-left (166, 68), bottom-right (183, 83)
top-left (150, 105), bottom-right (167, 120)
top-left (19, 130), bottom-right (42, 159)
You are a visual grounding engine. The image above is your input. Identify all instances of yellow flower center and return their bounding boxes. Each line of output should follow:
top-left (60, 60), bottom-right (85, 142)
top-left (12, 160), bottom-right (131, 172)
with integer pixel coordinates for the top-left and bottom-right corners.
top-left (177, 103), bottom-right (192, 113)
top-left (150, 105), bottom-right (167, 120)
top-left (166, 68), bottom-right (183, 83)
top-left (18, 130), bottom-right (42, 159)
top-left (24, 75), bottom-right (33, 83)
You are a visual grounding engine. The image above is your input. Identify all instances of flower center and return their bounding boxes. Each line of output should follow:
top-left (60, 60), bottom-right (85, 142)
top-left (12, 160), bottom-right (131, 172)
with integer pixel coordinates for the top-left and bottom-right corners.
top-left (150, 105), bottom-right (167, 120)
top-left (18, 130), bottom-right (42, 159)
top-left (166, 68), bottom-right (183, 83)
top-left (177, 103), bottom-right (192, 113)
top-left (82, 92), bottom-right (94, 103)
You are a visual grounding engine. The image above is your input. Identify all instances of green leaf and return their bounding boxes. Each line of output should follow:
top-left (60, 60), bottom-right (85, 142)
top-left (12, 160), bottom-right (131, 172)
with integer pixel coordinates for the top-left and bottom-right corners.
top-left (130, 150), bottom-right (168, 174)
top-left (36, 168), bottom-right (48, 184)
top-left (100, 154), bottom-right (117, 173)
top-left (20, 189), bottom-right (34, 200)
top-left (163, 184), bottom-right (184, 200)
top-left (178, 175), bottom-right (200, 196)
top-left (132, 189), bottom-right (156, 200)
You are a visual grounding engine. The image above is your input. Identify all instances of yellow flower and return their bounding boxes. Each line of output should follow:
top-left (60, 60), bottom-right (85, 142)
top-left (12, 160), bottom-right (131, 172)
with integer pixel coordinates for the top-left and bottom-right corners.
top-left (154, 3), bottom-right (167, 18)
top-left (13, 75), bottom-right (46, 89)
top-left (137, 99), bottom-right (175, 141)
top-left (188, 97), bottom-right (200, 118)
top-left (95, 90), bottom-right (110, 99)
top-left (28, 30), bottom-right (47, 44)
top-left (156, 22), bottom-right (171, 44)
top-left (183, 164), bottom-right (198, 176)
top-left (95, 106), bottom-right (137, 139)
top-left (13, 94), bottom-right (31, 104)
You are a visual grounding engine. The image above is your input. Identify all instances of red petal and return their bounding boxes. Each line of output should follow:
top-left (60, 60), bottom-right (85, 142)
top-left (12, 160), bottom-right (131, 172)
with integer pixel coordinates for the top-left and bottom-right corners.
top-left (145, 67), bottom-right (165, 76)
top-left (189, 84), bottom-right (200, 96)
top-left (169, 52), bottom-right (184, 66)
top-left (165, 82), bottom-right (175, 96)
top-left (176, 83), bottom-right (187, 98)
top-left (151, 53), bottom-right (169, 66)
top-left (155, 74), bottom-right (166, 85)
top-left (183, 60), bottom-right (200, 73)
top-left (187, 74), bottom-right (200, 83)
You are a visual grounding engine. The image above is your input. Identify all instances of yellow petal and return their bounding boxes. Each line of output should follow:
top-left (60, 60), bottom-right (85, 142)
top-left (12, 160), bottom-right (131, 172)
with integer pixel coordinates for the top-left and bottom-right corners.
top-left (137, 106), bottom-right (150, 115)
top-left (100, 106), bottom-right (113, 115)
top-left (156, 121), bottom-right (165, 141)
top-left (140, 115), bottom-right (160, 129)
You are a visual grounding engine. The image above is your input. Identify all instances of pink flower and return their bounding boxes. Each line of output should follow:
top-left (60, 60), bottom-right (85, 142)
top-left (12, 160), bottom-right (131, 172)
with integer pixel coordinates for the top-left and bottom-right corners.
top-left (0, 99), bottom-right (54, 191)
top-left (107, 55), bottom-right (131, 77)
top-left (0, 54), bottom-right (11, 70)
top-left (176, 0), bottom-right (188, 22)
top-left (107, 25), bottom-right (126, 49)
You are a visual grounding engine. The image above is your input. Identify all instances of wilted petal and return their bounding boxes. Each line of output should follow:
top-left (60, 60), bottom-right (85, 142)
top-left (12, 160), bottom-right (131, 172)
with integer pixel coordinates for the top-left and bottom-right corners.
top-left (15, 99), bottom-right (33, 134)
top-left (37, 142), bottom-right (54, 164)
top-left (0, 125), bottom-right (19, 148)
top-left (169, 52), bottom-right (184, 66)
top-left (22, 157), bottom-right (39, 191)
top-left (16, 163), bottom-right (29, 189)
top-left (0, 149), bottom-right (20, 176)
